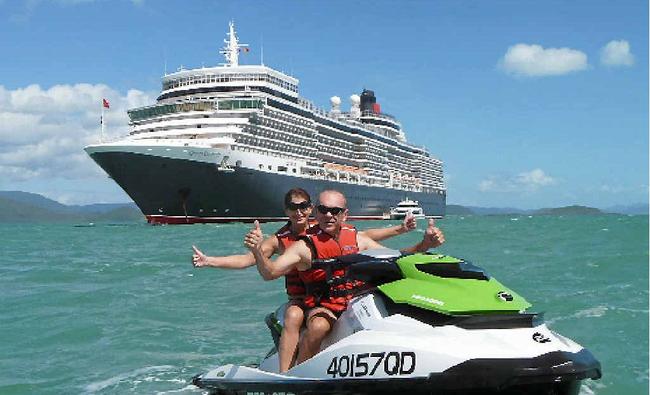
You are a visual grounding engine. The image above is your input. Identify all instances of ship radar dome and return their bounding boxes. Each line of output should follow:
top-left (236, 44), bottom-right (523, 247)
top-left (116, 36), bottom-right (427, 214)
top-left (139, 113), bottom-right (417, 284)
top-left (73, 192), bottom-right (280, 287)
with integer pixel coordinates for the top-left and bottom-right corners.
top-left (350, 94), bottom-right (361, 118)
top-left (330, 96), bottom-right (341, 106)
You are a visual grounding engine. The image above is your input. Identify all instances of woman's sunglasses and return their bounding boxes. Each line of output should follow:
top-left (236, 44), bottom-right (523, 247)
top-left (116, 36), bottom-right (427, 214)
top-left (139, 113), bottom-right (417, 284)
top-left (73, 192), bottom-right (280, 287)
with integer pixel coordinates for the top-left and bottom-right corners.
top-left (316, 205), bottom-right (346, 215)
top-left (286, 201), bottom-right (312, 211)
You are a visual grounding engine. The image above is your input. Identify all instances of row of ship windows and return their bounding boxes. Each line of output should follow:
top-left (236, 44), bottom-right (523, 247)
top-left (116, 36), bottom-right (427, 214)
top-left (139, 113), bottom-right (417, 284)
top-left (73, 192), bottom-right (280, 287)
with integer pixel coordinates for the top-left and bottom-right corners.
top-left (128, 101), bottom-right (214, 122)
top-left (386, 161), bottom-right (427, 173)
top-left (231, 145), bottom-right (309, 162)
top-left (266, 109), bottom-right (313, 127)
top-left (318, 136), bottom-right (363, 150)
top-left (255, 117), bottom-right (314, 137)
top-left (163, 73), bottom-right (298, 93)
top-left (218, 99), bottom-right (264, 110)
top-left (360, 152), bottom-right (387, 163)
top-left (318, 124), bottom-right (365, 146)
top-left (128, 99), bottom-right (265, 122)
top-left (236, 140), bottom-right (313, 158)
top-left (239, 138), bottom-right (302, 152)
top-left (318, 136), bottom-right (356, 155)
top-left (247, 127), bottom-right (314, 147)
top-left (366, 139), bottom-right (425, 162)
top-left (317, 156), bottom-right (359, 170)
top-left (301, 170), bottom-right (415, 188)
top-left (318, 148), bottom-right (362, 163)
top-left (319, 163), bottom-right (431, 185)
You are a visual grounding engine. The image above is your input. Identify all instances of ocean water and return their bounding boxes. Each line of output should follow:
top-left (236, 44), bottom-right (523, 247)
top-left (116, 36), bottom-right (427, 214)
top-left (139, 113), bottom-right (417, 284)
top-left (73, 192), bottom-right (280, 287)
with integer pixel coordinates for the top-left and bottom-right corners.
top-left (0, 214), bottom-right (647, 395)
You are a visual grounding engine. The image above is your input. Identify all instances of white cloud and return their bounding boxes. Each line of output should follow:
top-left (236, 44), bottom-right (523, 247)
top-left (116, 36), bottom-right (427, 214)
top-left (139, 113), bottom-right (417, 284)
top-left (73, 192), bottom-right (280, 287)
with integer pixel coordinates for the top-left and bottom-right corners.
top-left (516, 168), bottom-right (555, 188)
top-left (498, 44), bottom-right (588, 77)
top-left (478, 179), bottom-right (498, 192)
top-left (600, 40), bottom-right (635, 67)
top-left (479, 169), bottom-right (556, 192)
top-left (0, 83), bottom-right (154, 183)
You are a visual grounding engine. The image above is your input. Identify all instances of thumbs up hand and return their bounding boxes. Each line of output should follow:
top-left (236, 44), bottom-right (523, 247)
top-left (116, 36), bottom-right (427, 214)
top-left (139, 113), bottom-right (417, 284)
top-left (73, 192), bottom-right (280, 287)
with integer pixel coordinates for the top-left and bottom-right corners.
top-left (192, 245), bottom-right (208, 267)
top-left (244, 220), bottom-right (264, 251)
top-left (422, 218), bottom-right (445, 249)
top-left (400, 212), bottom-right (417, 233)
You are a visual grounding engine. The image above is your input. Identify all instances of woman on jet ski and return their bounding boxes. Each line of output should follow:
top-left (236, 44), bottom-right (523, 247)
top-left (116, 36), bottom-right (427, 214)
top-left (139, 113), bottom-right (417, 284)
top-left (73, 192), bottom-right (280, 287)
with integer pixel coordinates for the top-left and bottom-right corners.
top-left (245, 190), bottom-right (444, 365)
top-left (192, 188), bottom-right (418, 372)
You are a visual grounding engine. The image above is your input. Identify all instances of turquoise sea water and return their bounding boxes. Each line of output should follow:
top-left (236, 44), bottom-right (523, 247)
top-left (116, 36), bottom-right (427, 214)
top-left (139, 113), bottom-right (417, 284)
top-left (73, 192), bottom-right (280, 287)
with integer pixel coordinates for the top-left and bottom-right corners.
top-left (0, 215), bottom-right (647, 394)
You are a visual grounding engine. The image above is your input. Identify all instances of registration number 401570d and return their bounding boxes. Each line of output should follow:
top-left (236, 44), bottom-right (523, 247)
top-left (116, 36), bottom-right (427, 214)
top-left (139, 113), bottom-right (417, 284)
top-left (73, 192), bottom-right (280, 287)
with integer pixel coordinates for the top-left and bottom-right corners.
top-left (326, 351), bottom-right (416, 378)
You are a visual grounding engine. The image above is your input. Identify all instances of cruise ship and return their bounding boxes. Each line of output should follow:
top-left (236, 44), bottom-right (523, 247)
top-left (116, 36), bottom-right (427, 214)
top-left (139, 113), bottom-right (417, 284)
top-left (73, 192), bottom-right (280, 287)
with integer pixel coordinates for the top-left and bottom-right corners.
top-left (85, 22), bottom-right (446, 224)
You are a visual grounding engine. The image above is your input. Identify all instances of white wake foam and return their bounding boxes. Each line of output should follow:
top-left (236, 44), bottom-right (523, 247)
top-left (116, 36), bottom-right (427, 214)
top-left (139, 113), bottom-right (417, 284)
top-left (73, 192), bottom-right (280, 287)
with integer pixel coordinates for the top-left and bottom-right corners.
top-left (84, 365), bottom-right (175, 393)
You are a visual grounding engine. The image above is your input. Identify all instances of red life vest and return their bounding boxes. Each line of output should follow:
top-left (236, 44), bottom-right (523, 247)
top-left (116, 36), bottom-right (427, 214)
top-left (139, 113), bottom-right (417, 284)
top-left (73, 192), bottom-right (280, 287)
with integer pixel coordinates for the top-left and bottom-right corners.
top-left (275, 222), bottom-right (316, 299)
top-left (299, 224), bottom-right (363, 312)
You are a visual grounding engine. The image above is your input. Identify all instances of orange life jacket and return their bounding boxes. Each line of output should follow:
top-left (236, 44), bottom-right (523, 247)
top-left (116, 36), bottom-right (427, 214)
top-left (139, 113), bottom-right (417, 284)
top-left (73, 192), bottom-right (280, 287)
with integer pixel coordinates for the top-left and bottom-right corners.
top-left (275, 221), bottom-right (317, 299)
top-left (299, 224), bottom-right (363, 312)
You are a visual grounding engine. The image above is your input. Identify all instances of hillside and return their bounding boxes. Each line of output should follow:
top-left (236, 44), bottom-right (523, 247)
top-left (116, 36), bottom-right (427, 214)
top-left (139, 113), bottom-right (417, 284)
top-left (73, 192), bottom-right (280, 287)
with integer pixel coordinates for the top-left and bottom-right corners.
top-left (445, 203), bottom-right (628, 216)
top-left (0, 191), bottom-right (142, 223)
top-left (445, 204), bottom-right (475, 215)
top-left (533, 205), bottom-right (603, 215)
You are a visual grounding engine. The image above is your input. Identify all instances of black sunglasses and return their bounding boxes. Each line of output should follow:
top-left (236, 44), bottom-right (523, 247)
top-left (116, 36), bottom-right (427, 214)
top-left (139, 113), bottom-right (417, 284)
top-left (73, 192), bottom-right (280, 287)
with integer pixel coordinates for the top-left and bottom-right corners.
top-left (286, 201), bottom-right (312, 211)
top-left (316, 205), bottom-right (346, 215)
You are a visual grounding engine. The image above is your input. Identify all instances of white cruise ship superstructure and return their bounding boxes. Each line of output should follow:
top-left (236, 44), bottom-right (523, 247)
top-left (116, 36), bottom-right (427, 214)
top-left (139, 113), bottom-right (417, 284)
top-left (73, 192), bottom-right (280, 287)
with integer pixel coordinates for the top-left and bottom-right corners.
top-left (85, 22), bottom-right (446, 224)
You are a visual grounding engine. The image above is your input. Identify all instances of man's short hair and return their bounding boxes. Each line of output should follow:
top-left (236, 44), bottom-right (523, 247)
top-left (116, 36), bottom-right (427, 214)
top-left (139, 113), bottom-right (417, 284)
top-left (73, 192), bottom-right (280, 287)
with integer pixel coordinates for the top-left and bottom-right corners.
top-left (319, 189), bottom-right (347, 208)
top-left (284, 188), bottom-right (311, 208)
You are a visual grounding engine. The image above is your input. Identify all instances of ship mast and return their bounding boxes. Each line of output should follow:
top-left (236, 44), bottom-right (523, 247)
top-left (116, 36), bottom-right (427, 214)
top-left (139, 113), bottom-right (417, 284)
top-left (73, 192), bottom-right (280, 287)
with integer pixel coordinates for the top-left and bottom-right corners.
top-left (220, 21), bottom-right (248, 67)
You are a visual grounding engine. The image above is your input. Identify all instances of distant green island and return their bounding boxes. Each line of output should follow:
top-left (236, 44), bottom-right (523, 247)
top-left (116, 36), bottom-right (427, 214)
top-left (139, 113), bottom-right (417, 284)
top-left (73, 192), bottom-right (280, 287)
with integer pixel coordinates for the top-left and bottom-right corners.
top-left (0, 191), bottom-right (646, 223)
top-left (534, 205), bottom-right (603, 215)
top-left (0, 191), bottom-right (143, 223)
top-left (444, 203), bottom-right (646, 216)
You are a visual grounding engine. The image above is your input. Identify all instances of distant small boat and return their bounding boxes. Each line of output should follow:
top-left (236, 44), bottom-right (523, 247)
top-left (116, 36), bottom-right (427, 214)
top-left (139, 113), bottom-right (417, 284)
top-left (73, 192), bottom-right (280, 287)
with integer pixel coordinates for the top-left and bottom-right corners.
top-left (73, 222), bottom-right (95, 228)
top-left (389, 198), bottom-right (425, 219)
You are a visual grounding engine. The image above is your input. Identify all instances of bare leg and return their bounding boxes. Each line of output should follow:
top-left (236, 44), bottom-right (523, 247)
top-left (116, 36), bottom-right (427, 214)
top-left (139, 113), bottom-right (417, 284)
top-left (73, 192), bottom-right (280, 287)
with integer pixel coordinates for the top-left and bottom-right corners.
top-left (295, 307), bottom-right (337, 365)
top-left (278, 303), bottom-right (304, 373)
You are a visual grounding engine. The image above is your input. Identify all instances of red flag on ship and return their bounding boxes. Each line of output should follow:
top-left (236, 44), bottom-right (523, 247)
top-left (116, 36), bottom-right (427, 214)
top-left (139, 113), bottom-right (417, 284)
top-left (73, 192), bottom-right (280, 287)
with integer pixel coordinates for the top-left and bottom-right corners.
top-left (103, 98), bottom-right (110, 109)
top-left (240, 47), bottom-right (250, 53)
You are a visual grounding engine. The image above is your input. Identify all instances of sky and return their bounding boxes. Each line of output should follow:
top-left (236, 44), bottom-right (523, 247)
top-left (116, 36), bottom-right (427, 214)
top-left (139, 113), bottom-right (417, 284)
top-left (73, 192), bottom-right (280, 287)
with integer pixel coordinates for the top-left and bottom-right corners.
top-left (0, 0), bottom-right (647, 209)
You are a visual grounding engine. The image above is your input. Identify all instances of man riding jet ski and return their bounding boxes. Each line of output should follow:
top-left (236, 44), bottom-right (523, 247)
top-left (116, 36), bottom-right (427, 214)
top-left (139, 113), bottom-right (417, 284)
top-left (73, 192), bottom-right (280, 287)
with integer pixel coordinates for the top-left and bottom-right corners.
top-left (244, 190), bottom-right (445, 367)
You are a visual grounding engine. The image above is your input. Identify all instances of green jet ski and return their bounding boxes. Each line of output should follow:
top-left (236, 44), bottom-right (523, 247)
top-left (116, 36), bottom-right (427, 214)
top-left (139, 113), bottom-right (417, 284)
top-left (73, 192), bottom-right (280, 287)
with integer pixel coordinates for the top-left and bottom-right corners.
top-left (193, 248), bottom-right (601, 394)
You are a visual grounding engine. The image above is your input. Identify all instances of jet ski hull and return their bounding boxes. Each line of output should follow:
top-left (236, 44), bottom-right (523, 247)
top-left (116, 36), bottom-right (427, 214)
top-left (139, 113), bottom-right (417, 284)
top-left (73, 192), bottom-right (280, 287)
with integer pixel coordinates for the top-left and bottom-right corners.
top-left (194, 315), bottom-right (601, 395)
top-left (194, 349), bottom-right (600, 394)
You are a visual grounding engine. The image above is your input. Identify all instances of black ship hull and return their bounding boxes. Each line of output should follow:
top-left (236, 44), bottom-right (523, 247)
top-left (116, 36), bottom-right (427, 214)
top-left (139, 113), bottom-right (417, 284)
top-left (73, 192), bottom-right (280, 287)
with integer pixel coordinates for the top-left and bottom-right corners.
top-left (90, 151), bottom-right (446, 224)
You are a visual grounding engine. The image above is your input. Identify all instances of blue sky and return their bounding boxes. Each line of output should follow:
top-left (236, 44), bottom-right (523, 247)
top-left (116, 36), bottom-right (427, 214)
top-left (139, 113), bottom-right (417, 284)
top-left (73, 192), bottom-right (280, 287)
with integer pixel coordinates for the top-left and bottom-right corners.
top-left (0, 0), bottom-right (647, 208)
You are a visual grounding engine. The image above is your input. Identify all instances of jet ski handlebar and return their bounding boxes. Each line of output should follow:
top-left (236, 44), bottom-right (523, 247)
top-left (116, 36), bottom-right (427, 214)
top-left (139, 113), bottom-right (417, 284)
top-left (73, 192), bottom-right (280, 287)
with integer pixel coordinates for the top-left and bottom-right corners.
top-left (310, 251), bottom-right (405, 286)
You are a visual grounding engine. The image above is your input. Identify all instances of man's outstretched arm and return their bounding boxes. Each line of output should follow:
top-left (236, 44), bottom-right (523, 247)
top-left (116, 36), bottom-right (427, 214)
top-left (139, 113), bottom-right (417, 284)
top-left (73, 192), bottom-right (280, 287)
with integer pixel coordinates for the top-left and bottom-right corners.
top-left (360, 213), bottom-right (416, 242)
top-left (399, 219), bottom-right (445, 254)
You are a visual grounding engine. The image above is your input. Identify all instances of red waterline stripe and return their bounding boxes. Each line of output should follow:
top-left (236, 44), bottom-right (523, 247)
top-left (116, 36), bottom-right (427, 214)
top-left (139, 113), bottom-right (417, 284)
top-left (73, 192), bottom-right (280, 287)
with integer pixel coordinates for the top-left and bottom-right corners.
top-left (145, 215), bottom-right (390, 225)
